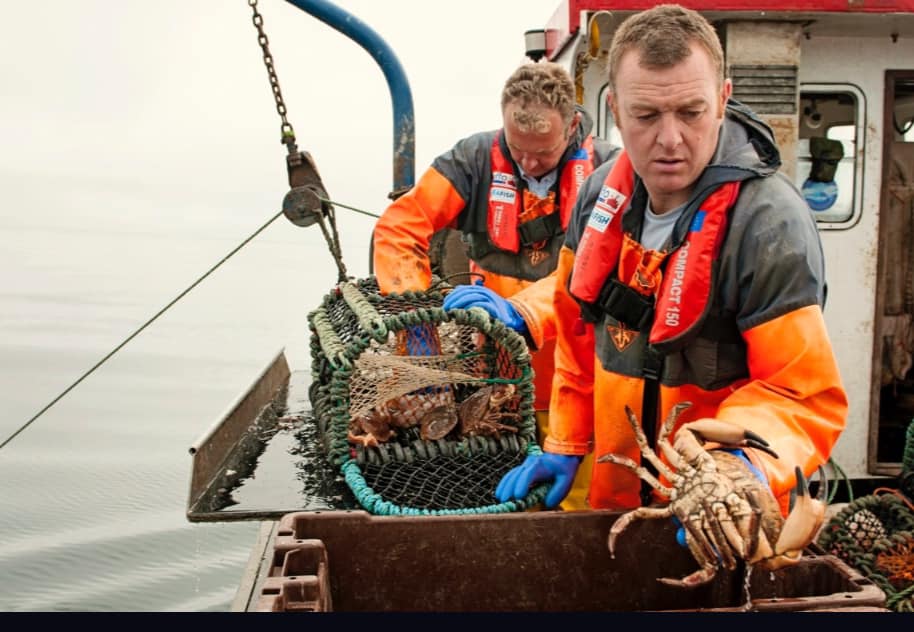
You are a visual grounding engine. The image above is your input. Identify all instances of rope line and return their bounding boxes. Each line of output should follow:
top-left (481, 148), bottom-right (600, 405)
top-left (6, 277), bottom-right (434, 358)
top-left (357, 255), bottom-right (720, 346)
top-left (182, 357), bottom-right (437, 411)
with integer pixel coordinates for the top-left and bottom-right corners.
top-left (2, 196), bottom-right (381, 450)
top-left (0, 209), bottom-right (284, 451)
top-left (320, 196), bottom-right (380, 219)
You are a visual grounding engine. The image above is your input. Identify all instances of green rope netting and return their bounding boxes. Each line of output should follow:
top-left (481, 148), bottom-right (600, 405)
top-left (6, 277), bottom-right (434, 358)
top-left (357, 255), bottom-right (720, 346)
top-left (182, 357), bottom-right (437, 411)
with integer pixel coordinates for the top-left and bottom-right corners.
top-left (905, 421), bottom-right (914, 472)
top-left (861, 530), bottom-right (914, 612)
top-left (902, 421), bottom-right (914, 502)
top-left (816, 418), bottom-right (914, 612)
top-left (307, 276), bottom-right (547, 516)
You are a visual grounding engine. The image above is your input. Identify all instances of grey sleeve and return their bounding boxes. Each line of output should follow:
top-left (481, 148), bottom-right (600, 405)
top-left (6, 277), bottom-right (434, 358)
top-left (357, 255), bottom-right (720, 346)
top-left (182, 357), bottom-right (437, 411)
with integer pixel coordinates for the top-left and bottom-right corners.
top-left (429, 131), bottom-right (495, 227)
top-left (725, 173), bottom-right (826, 332)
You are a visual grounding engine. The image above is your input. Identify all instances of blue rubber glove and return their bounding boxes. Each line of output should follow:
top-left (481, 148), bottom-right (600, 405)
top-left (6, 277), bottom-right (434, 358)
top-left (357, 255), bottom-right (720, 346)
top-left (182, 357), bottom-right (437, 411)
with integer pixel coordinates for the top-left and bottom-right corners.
top-left (495, 453), bottom-right (582, 509)
top-left (674, 448), bottom-right (768, 547)
top-left (443, 281), bottom-right (527, 335)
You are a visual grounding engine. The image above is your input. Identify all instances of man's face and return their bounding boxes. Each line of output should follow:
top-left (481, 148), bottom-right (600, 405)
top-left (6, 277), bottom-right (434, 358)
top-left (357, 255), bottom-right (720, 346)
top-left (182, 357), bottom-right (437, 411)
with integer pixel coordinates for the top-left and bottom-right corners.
top-left (502, 103), bottom-right (576, 179)
top-left (610, 42), bottom-right (731, 213)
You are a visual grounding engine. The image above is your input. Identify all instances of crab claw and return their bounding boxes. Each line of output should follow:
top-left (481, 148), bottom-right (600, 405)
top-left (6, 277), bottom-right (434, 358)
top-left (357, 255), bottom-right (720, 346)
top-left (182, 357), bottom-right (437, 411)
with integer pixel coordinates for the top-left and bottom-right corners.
top-left (347, 430), bottom-right (380, 448)
top-left (489, 383), bottom-right (516, 406)
top-left (679, 419), bottom-right (780, 460)
top-left (767, 467), bottom-right (825, 569)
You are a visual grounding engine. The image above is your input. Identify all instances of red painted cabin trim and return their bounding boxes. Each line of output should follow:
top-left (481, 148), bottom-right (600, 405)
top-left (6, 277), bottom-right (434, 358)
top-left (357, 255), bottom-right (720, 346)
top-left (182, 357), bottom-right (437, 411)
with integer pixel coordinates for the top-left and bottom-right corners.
top-left (544, 0), bottom-right (914, 58)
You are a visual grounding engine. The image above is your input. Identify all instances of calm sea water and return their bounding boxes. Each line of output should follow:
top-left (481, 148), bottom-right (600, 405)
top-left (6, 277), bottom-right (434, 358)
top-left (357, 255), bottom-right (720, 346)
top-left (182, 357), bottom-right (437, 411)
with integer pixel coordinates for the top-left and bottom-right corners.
top-left (0, 0), bottom-right (565, 613)
top-left (0, 186), bottom-right (373, 611)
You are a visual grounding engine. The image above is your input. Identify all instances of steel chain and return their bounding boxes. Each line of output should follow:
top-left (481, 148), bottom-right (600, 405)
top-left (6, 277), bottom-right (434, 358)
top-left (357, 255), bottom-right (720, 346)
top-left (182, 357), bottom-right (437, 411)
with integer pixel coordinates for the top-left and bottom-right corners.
top-left (248, 0), bottom-right (296, 146)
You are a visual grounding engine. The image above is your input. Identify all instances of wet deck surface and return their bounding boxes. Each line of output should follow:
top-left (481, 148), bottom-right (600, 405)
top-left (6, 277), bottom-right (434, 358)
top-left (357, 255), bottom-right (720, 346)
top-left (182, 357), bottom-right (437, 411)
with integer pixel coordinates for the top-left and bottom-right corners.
top-left (189, 369), bottom-right (357, 521)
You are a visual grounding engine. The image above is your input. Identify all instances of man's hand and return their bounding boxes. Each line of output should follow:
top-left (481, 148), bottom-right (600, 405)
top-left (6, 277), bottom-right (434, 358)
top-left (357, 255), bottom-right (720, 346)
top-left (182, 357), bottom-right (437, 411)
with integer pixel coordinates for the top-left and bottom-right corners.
top-left (443, 282), bottom-right (527, 334)
top-left (495, 452), bottom-right (581, 508)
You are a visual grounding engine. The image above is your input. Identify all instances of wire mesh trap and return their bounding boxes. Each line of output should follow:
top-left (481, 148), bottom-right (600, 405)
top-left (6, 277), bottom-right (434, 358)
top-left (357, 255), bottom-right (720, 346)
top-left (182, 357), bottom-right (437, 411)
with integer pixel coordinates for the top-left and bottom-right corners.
top-left (816, 419), bottom-right (914, 612)
top-left (307, 276), bottom-right (547, 515)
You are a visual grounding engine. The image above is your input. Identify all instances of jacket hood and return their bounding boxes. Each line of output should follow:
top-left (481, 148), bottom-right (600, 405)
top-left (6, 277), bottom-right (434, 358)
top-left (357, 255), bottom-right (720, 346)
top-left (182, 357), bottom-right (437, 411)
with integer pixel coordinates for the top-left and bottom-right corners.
top-left (708, 99), bottom-right (782, 179)
top-left (663, 99), bottom-right (781, 202)
top-left (574, 105), bottom-right (596, 144)
top-left (548, 105), bottom-right (596, 166)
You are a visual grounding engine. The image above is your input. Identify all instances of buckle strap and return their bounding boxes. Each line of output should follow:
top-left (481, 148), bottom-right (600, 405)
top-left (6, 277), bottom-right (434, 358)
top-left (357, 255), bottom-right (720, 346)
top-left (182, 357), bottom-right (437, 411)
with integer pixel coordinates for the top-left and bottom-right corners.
top-left (597, 277), bottom-right (655, 332)
top-left (518, 212), bottom-right (561, 247)
top-left (639, 345), bottom-right (663, 506)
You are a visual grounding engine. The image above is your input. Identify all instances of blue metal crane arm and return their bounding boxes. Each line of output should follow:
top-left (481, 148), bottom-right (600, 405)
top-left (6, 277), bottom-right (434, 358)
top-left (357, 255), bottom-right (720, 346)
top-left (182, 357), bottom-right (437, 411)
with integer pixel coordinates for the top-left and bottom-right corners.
top-left (285, 0), bottom-right (416, 196)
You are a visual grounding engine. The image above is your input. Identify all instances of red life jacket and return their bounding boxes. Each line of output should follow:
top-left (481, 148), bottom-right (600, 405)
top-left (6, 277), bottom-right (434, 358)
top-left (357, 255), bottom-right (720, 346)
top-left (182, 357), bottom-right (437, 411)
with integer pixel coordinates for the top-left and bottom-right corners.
top-left (487, 134), bottom-right (595, 253)
top-left (569, 151), bottom-right (740, 346)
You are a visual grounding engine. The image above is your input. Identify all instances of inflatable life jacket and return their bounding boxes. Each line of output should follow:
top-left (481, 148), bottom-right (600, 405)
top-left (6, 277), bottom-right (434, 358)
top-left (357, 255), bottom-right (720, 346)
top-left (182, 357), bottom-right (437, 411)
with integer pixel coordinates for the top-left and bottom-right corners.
top-left (486, 134), bottom-right (595, 253)
top-left (569, 151), bottom-right (740, 349)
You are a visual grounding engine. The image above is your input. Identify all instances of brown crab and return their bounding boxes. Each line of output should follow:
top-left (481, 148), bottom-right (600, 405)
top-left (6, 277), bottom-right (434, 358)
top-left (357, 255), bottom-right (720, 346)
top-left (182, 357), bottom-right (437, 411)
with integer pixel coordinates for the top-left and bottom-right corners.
top-left (597, 402), bottom-right (826, 588)
top-left (347, 389), bottom-right (457, 447)
top-left (456, 383), bottom-right (521, 438)
top-left (411, 383), bottom-right (521, 441)
top-left (349, 384), bottom-right (522, 447)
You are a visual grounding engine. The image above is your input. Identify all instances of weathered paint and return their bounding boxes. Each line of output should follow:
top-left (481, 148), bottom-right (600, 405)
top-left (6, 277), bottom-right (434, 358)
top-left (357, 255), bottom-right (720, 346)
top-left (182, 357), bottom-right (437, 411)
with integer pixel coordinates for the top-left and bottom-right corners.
top-left (799, 33), bottom-right (912, 478)
top-left (725, 21), bottom-right (802, 180)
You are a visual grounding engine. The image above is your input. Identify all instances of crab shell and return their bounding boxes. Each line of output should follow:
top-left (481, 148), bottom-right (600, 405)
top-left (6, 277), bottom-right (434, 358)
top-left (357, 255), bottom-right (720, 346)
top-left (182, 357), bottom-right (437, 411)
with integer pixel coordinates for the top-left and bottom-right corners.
top-left (419, 405), bottom-right (459, 440)
top-left (598, 404), bottom-right (826, 588)
top-left (672, 418), bottom-right (826, 573)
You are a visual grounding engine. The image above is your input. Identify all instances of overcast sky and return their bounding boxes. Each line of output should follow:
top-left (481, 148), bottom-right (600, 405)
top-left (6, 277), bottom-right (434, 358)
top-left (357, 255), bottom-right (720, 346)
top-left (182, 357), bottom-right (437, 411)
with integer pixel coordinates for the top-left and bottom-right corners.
top-left (0, 0), bottom-right (563, 245)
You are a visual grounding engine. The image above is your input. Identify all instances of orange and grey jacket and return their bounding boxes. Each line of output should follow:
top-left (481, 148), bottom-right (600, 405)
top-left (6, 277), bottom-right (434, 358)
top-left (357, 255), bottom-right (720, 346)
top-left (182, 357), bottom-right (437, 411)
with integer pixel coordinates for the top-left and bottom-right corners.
top-left (545, 101), bottom-right (848, 513)
top-left (373, 109), bottom-right (619, 410)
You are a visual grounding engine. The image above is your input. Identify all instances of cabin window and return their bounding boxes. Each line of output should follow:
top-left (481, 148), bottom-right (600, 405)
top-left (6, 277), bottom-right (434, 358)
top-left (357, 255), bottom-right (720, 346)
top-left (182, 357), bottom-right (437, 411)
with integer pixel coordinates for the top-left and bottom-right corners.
top-left (896, 78), bottom-right (914, 142)
top-left (598, 84), bottom-right (865, 227)
top-left (796, 86), bottom-right (865, 226)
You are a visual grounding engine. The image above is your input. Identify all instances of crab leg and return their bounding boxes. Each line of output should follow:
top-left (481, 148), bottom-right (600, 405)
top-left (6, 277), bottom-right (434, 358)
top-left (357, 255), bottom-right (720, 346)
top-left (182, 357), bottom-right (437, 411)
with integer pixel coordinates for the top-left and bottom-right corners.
top-left (741, 488), bottom-right (778, 562)
top-left (347, 430), bottom-right (380, 448)
top-left (664, 513), bottom-right (723, 587)
top-left (655, 402), bottom-right (696, 472)
top-left (622, 405), bottom-right (680, 482)
top-left (658, 401), bottom-right (694, 446)
top-left (607, 505), bottom-right (672, 557)
top-left (597, 452), bottom-right (672, 498)
top-left (726, 488), bottom-right (761, 559)
top-left (484, 417), bottom-right (520, 433)
top-left (704, 498), bottom-right (740, 569)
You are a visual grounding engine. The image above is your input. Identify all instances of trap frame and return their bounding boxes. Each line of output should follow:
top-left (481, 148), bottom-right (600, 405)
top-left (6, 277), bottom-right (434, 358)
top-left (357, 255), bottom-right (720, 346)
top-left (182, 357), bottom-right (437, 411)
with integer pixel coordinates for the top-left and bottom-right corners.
top-left (307, 276), bottom-right (547, 515)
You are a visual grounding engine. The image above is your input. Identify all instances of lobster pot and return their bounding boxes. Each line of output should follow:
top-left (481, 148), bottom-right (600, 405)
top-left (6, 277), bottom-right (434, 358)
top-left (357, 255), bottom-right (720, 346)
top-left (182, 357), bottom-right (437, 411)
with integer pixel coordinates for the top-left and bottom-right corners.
top-left (307, 276), bottom-right (545, 516)
top-left (817, 420), bottom-right (914, 612)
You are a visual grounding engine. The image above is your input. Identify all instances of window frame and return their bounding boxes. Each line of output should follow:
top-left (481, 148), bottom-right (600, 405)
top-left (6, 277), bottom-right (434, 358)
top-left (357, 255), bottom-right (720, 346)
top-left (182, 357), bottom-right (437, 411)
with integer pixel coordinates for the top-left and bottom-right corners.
top-left (597, 82), bottom-right (867, 231)
top-left (797, 83), bottom-right (867, 230)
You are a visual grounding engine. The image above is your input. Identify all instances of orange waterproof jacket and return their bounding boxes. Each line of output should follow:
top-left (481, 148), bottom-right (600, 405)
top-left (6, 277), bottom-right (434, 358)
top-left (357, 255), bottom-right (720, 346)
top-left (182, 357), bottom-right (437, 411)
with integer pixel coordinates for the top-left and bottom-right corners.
top-left (545, 103), bottom-right (848, 513)
top-left (373, 110), bottom-right (619, 410)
